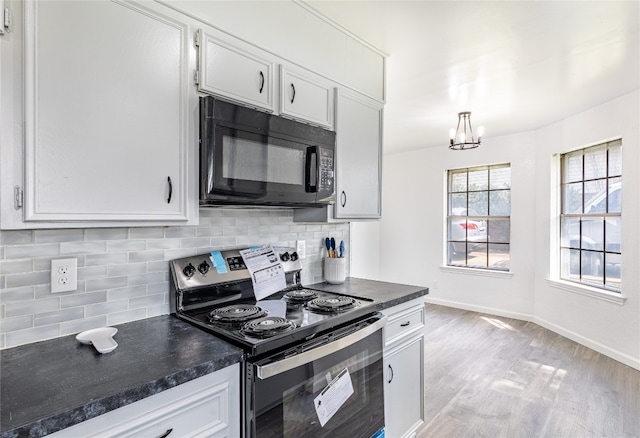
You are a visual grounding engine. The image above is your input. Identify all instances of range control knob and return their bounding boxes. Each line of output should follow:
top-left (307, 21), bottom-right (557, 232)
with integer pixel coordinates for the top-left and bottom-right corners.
top-left (279, 252), bottom-right (290, 262)
top-left (198, 261), bottom-right (210, 275)
top-left (183, 263), bottom-right (196, 279)
top-left (290, 251), bottom-right (299, 261)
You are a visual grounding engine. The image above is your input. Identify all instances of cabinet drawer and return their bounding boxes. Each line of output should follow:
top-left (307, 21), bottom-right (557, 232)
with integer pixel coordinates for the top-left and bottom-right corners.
top-left (385, 306), bottom-right (424, 346)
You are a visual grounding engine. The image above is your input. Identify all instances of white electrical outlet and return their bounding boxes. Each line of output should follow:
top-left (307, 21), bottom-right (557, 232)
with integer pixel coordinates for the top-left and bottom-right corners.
top-left (51, 258), bottom-right (78, 293)
top-left (296, 240), bottom-right (306, 259)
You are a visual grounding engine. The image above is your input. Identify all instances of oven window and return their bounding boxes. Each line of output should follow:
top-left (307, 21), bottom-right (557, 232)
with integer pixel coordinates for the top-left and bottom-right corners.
top-left (252, 329), bottom-right (384, 438)
top-left (282, 352), bottom-right (367, 437)
top-left (222, 135), bottom-right (304, 186)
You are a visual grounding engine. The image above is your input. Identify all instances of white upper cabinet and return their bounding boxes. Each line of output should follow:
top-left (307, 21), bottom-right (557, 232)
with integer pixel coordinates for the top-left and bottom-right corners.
top-left (196, 29), bottom-right (275, 113)
top-left (279, 65), bottom-right (334, 129)
top-left (334, 89), bottom-right (383, 219)
top-left (17, 0), bottom-right (194, 226)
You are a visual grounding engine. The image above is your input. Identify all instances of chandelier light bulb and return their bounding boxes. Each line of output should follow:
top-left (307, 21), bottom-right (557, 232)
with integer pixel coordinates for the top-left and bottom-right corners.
top-left (477, 126), bottom-right (485, 137)
top-left (449, 128), bottom-right (456, 140)
top-left (458, 132), bottom-right (466, 143)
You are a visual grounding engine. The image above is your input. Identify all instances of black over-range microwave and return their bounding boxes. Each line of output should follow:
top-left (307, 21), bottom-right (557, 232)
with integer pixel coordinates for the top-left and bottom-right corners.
top-left (199, 96), bottom-right (336, 208)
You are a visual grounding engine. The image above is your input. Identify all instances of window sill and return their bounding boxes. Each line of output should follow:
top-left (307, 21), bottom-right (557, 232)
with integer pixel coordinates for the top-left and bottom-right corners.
top-left (546, 279), bottom-right (627, 305)
top-left (440, 265), bottom-right (513, 279)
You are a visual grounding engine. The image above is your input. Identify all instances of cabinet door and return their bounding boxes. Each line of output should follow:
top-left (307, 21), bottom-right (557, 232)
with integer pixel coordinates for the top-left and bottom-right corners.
top-left (197, 30), bottom-right (275, 112)
top-left (280, 65), bottom-right (334, 129)
top-left (334, 89), bottom-right (383, 219)
top-left (23, 0), bottom-right (191, 223)
top-left (384, 336), bottom-right (425, 438)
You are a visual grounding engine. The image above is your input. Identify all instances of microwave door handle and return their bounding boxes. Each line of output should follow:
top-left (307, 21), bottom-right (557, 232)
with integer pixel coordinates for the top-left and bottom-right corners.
top-left (305, 146), bottom-right (318, 193)
top-left (256, 316), bottom-right (387, 380)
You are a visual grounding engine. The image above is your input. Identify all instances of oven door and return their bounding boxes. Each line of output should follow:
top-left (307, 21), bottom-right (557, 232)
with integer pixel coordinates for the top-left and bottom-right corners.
top-left (245, 314), bottom-right (386, 438)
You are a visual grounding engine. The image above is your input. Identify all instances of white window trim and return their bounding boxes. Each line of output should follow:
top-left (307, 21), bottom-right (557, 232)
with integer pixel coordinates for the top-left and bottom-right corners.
top-left (440, 265), bottom-right (513, 279)
top-left (546, 278), bottom-right (627, 305)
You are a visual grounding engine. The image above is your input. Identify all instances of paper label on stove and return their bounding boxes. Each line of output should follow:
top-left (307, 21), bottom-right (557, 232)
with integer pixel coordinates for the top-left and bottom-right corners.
top-left (314, 368), bottom-right (354, 427)
top-left (239, 245), bottom-right (286, 301)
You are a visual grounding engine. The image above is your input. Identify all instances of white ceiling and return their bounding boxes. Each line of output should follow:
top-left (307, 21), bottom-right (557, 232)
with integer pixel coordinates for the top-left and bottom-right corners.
top-left (304, 1), bottom-right (640, 155)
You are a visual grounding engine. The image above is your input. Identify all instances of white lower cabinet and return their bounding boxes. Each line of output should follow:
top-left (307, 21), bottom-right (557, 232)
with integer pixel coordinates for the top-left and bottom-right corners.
top-left (49, 364), bottom-right (239, 438)
top-left (381, 299), bottom-right (425, 438)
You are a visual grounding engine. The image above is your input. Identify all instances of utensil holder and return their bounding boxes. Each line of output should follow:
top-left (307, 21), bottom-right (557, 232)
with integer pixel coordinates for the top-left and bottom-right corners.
top-left (324, 257), bottom-right (346, 284)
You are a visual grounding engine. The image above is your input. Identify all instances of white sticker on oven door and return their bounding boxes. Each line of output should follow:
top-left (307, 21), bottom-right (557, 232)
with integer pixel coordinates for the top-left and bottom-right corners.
top-left (314, 368), bottom-right (354, 427)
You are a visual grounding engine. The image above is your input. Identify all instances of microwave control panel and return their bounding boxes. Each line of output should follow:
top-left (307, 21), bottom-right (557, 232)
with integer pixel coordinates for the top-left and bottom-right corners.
top-left (319, 148), bottom-right (334, 192)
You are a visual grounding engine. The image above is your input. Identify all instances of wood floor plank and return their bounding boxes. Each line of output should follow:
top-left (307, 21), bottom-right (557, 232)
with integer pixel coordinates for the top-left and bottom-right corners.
top-left (418, 304), bottom-right (640, 438)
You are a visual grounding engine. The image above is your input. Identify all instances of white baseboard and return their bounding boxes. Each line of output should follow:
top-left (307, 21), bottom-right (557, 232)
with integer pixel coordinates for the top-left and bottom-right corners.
top-left (424, 297), bottom-right (535, 322)
top-left (534, 316), bottom-right (640, 371)
top-left (423, 296), bottom-right (640, 371)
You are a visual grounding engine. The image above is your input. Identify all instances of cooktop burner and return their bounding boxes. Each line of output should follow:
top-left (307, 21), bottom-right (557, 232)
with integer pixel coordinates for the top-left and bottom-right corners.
top-left (241, 316), bottom-right (296, 338)
top-left (307, 296), bottom-right (358, 313)
top-left (209, 304), bottom-right (267, 323)
top-left (282, 288), bottom-right (318, 302)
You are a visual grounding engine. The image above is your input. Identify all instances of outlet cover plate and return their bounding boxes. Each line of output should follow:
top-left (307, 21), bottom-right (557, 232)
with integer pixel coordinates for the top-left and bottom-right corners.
top-left (296, 240), bottom-right (306, 259)
top-left (51, 258), bottom-right (77, 293)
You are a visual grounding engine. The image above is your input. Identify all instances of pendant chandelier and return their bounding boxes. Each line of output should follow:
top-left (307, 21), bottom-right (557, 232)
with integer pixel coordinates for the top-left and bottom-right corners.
top-left (449, 112), bottom-right (484, 150)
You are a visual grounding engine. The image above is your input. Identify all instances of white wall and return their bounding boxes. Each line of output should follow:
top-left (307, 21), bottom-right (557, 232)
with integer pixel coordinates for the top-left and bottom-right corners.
top-left (355, 90), bottom-right (640, 369)
top-left (533, 91), bottom-right (640, 368)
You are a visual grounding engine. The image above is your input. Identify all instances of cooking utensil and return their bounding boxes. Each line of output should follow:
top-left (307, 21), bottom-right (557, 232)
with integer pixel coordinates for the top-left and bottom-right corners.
top-left (325, 237), bottom-right (332, 257)
top-left (339, 240), bottom-right (345, 258)
top-left (330, 238), bottom-right (336, 258)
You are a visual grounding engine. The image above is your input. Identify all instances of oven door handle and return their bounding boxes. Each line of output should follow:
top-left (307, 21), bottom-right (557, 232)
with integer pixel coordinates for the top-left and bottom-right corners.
top-left (256, 316), bottom-right (387, 380)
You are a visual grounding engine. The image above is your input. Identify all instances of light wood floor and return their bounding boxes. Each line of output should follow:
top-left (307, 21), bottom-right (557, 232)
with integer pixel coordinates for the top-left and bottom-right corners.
top-left (417, 304), bottom-right (640, 438)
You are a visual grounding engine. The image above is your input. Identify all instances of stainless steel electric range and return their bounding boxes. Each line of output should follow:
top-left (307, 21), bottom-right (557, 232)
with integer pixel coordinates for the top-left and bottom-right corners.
top-left (169, 247), bottom-right (386, 438)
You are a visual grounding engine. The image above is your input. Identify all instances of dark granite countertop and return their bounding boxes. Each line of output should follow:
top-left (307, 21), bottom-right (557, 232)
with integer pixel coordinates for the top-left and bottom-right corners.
top-left (307, 277), bottom-right (429, 309)
top-left (0, 315), bottom-right (244, 438)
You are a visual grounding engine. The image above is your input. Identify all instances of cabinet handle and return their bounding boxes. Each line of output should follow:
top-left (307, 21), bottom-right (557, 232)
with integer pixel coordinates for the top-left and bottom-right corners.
top-left (340, 191), bottom-right (347, 207)
top-left (167, 176), bottom-right (173, 204)
top-left (388, 364), bottom-right (394, 384)
top-left (259, 71), bottom-right (264, 94)
top-left (400, 321), bottom-right (410, 327)
top-left (290, 83), bottom-right (296, 103)
top-left (158, 429), bottom-right (173, 438)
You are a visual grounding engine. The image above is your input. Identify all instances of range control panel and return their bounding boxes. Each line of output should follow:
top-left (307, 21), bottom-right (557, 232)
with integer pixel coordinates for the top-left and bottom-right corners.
top-left (171, 247), bottom-right (302, 291)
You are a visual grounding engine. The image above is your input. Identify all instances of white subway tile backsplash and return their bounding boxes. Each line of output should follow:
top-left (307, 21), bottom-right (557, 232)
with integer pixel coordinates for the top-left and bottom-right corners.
top-left (0, 259), bottom-right (34, 275)
top-left (107, 240), bottom-right (147, 252)
top-left (60, 315), bottom-right (108, 336)
top-left (85, 301), bottom-right (128, 318)
top-left (108, 285), bottom-right (147, 301)
top-left (129, 250), bottom-right (164, 263)
top-left (1, 286), bottom-right (35, 302)
top-left (1, 230), bottom-right (34, 245)
top-left (60, 241), bottom-right (107, 255)
top-left (5, 244), bottom-right (60, 260)
top-left (129, 294), bottom-right (165, 309)
top-left (127, 272), bottom-right (165, 286)
top-left (129, 227), bottom-right (164, 239)
top-left (107, 308), bottom-right (147, 326)
top-left (34, 229), bottom-right (83, 244)
top-left (0, 209), bottom-right (349, 349)
top-left (35, 307), bottom-right (84, 327)
top-left (107, 263), bottom-right (146, 277)
top-left (0, 315), bottom-right (34, 332)
top-left (6, 271), bottom-right (50, 288)
top-left (6, 325), bottom-right (60, 348)
top-left (60, 291), bottom-right (108, 308)
top-left (85, 253), bottom-right (127, 266)
top-left (85, 228), bottom-right (128, 241)
top-left (85, 276), bottom-right (128, 292)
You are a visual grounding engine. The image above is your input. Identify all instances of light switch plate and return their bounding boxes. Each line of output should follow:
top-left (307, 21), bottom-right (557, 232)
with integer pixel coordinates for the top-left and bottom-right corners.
top-left (51, 258), bottom-right (77, 293)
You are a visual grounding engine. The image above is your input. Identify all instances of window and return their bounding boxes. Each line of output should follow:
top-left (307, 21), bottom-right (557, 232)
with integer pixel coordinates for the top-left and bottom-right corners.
top-left (560, 139), bottom-right (622, 292)
top-left (447, 164), bottom-right (511, 271)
